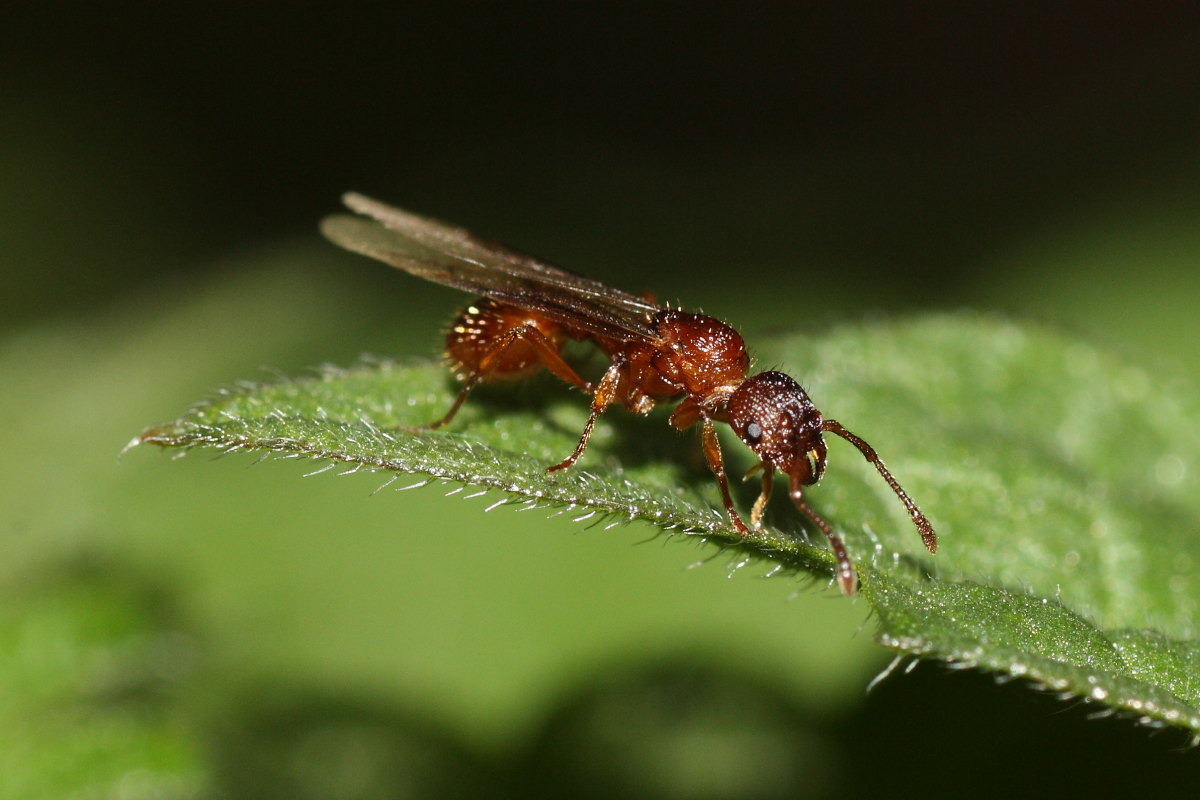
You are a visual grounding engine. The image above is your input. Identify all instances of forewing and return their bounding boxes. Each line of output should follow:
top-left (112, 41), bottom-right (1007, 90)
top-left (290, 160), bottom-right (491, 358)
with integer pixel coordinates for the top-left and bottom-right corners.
top-left (320, 193), bottom-right (660, 340)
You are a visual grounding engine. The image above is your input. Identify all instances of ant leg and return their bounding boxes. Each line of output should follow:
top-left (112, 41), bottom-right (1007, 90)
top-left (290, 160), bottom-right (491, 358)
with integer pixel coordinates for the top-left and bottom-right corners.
top-left (548, 360), bottom-right (622, 473)
top-left (414, 375), bottom-right (480, 432)
top-left (789, 481), bottom-right (857, 596)
top-left (465, 324), bottom-right (594, 393)
top-left (822, 419), bottom-right (937, 554)
top-left (667, 399), bottom-right (752, 534)
top-left (701, 417), bottom-right (750, 535)
top-left (749, 463), bottom-right (774, 531)
top-left (667, 396), bottom-right (702, 430)
top-left (480, 325), bottom-right (593, 394)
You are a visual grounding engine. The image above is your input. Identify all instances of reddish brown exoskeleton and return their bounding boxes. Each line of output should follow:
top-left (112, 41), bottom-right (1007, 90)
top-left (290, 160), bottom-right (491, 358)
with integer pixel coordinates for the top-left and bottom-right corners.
top-left (321, 193), bottom-right (936, 594)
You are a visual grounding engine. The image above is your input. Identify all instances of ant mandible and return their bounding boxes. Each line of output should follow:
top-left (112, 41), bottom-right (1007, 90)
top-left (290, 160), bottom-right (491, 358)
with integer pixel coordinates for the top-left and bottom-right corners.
top-left (321, 193), bottom-right (937, 595)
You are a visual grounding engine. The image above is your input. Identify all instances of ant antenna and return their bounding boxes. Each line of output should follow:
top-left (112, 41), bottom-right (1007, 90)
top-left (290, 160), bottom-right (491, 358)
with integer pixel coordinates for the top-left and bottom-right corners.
top-left (822, 419), bottom-right (937, 554)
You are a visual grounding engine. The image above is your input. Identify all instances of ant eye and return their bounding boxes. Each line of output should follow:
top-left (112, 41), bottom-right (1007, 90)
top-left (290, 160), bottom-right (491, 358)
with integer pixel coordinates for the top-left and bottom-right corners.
top-left (745, 421), bottom-right (763, 442)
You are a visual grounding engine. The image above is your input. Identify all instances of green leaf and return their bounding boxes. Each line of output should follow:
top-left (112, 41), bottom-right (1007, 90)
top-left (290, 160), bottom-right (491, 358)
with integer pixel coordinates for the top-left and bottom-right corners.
top-left (136, 312), bottom-right (1200, 736)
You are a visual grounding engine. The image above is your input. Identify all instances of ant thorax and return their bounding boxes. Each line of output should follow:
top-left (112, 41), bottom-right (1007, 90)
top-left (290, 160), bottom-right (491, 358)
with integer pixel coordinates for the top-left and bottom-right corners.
top-left (650, 310), bottom-right (750, 398)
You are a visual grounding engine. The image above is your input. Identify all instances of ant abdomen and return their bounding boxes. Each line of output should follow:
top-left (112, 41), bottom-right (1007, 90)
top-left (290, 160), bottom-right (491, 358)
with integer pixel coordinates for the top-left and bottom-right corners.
top-left (445, 298), bottom-right (566, 382)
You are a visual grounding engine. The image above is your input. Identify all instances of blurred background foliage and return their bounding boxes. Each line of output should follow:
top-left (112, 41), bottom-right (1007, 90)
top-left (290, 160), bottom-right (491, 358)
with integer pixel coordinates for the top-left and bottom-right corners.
top-left (3, 3), bottom-right (1200, 797)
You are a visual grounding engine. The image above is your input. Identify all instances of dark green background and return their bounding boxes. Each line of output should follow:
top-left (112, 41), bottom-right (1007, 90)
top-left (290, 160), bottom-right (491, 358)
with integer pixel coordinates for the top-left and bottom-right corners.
top-left (4, 4), bottom-right (1199, 797)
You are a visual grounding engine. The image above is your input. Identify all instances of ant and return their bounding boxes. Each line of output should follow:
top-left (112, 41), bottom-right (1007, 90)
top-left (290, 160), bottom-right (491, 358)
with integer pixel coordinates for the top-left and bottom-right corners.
top-left (321, 193), bottom-right (937, 595)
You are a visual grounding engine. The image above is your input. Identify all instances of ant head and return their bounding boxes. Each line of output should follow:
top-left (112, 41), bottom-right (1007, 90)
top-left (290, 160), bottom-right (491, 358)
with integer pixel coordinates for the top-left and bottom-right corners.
top-left (728, 371), bottom-right (939, 565)
top-left (727, 371), bottom-right (827, 487)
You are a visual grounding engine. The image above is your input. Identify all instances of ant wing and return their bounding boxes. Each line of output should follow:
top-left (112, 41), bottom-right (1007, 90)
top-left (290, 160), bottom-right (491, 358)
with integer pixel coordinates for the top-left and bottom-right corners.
top-left (321, 193), bottom-right (660, 341)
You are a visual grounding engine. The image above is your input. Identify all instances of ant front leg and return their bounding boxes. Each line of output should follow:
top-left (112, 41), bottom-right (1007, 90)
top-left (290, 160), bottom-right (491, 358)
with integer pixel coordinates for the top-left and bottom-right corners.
top-left (670, 400), bottom-right (750, 536)
top-left (749, 462), bottom-right (774, 531)
top-left (700, 416), bottom-right (751, 535)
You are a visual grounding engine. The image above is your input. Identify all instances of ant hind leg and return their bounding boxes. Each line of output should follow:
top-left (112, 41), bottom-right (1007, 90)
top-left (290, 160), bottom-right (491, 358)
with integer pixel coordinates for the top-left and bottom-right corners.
top-left (410, 374), bottom-right (480, 433)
